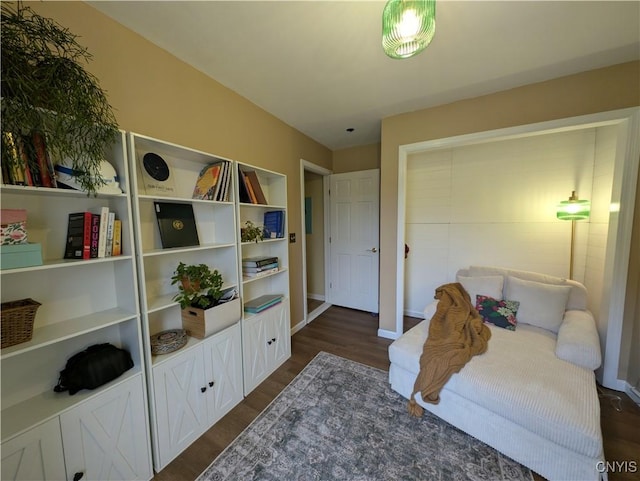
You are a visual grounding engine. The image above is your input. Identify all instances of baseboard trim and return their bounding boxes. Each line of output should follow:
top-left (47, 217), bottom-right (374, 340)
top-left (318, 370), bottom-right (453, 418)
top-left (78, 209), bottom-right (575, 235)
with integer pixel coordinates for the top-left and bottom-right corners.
top-left (307, 302), bottom-right (331, 323)
top-left (378, 329), bottom-right (400, 340)
top-left (626, 382), bottom-right (640, 405)
top-left (403, 309), bottom-right (425, 319)
top-left (290, 319), bottom-right (306, 336)
top-left (307, 293), bottom-right (325, 301)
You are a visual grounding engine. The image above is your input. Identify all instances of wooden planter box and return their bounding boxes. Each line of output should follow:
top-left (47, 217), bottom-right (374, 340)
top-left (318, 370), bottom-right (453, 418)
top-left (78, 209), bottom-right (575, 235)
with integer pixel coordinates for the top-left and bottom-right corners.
top-left (181, 298), bottom-right (241, 339)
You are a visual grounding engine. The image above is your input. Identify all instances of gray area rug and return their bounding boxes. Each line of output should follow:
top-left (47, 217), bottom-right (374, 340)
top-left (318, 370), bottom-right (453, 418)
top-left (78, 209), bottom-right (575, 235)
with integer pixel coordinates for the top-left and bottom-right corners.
top-left (198, 351), bottom-right (534, 481)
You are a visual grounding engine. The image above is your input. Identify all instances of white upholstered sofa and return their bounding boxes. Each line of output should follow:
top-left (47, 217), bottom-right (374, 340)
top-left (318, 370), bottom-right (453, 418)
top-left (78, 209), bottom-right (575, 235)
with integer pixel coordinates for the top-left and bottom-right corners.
top-left (389, 266), bottom-right (604, 481)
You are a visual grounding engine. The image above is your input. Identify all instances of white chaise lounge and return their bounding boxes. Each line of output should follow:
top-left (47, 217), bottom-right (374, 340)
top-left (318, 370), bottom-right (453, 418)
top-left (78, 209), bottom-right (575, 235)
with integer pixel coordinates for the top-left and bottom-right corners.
top-left (389, 266), bottom-right (604, 481)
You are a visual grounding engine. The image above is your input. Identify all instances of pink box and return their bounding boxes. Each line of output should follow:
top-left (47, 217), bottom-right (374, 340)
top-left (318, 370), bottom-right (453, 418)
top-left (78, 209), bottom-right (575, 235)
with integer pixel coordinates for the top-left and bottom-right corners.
top-left (1, 209), bottom-right (27, 245)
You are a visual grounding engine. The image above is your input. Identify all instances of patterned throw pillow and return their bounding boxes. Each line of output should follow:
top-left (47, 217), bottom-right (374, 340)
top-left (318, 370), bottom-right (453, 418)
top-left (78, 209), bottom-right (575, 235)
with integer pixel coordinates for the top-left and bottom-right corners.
top-left (476, 295), bottom-right (520, 331)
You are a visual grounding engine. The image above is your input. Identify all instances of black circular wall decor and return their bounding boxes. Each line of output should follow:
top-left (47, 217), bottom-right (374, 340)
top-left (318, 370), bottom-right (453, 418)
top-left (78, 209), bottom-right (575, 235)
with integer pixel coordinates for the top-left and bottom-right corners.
top-left (143, 152), bottom-right (170, 181)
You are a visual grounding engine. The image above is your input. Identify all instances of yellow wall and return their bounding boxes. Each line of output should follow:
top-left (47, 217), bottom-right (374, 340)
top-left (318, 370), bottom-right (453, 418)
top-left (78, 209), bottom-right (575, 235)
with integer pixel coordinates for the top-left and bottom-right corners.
top-left (380, 61), bottom-right (640, 332)
top-left (332, 143), bottom-right (380, 173)
top-left (28, 1), bottom-right (333, 328)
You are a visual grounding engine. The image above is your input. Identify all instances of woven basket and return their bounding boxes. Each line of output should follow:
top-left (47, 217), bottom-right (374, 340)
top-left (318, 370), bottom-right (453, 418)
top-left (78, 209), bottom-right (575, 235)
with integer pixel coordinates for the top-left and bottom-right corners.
top-left (1, 298), bottom-right (41, 349)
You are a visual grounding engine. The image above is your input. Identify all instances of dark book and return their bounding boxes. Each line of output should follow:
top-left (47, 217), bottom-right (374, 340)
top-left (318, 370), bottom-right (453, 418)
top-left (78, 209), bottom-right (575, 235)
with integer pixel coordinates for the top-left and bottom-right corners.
top-left (242, 255), bottom-right (278, 267)
top-left (31, 131), bottom-right (56, 188)
top-left (90, 214), bottom-right (100, 258)
top-left (237, 165), bottom-right (252, 203)
top-left (154, 202), bottom-right (200, 248)
top-left (64, 212), bottom-right (92, 259)
top-left (244, 170), bottom-right (268, 204)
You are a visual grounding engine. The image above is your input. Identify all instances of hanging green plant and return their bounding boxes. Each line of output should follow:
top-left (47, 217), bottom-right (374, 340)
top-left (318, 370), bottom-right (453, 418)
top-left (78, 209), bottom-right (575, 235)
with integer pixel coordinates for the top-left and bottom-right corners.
top-left (1, 2), bottom-right (120, 195)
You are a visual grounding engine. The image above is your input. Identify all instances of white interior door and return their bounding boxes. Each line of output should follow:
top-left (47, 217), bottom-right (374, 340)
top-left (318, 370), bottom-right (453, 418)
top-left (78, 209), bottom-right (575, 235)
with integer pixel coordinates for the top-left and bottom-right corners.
top-left (328, 169), bottom-right (380, 313)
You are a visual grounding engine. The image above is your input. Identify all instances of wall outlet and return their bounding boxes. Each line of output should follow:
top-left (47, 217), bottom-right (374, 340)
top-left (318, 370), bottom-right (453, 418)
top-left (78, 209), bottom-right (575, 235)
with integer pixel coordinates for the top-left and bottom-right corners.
top-left (289, 233), bottom-right (296, 243)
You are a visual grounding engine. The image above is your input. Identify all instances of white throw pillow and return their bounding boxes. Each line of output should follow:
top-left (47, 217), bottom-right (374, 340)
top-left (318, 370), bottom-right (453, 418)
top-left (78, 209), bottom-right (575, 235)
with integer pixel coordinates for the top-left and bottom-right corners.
top-left (505, 276), bottom-right (571, 333)
top-left (456, 275), bottom-right (504, 304)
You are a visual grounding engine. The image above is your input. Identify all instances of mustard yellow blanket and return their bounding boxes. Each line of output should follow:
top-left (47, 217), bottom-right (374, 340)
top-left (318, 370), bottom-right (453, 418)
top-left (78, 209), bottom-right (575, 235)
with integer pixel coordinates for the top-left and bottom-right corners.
top-left (408, 282), bottom-right (491, 417)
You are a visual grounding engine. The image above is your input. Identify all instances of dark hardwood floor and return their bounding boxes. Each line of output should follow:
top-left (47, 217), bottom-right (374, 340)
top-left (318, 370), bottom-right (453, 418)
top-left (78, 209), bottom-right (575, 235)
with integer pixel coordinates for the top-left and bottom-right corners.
top-left (153, 306), bottom-right (640, 481)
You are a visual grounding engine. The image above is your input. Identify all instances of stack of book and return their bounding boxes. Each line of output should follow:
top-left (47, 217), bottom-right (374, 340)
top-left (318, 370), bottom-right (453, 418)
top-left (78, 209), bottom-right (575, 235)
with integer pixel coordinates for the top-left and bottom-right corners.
top-left (64, 206), bottom-right (122, 259)
top-left (243, 294), bottom-right (283, 314)
top-left (242, 255), bottom-right (279, 278)
top-left (2, 131), bottom-right (57, 188)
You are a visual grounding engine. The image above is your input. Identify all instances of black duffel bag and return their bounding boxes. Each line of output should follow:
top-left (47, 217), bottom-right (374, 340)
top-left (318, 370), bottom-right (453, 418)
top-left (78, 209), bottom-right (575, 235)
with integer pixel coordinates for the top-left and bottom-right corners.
top-left (54, 343), bottom-right (133, 395)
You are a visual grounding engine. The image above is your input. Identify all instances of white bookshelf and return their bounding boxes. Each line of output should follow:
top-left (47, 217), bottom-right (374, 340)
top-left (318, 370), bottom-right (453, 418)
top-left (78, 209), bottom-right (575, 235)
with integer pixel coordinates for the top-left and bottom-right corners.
top-left (0, 131), bottom-right (153, 480)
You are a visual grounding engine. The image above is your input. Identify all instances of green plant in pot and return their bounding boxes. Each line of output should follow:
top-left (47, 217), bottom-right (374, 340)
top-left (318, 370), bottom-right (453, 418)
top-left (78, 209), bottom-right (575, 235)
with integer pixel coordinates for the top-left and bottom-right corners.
top-left (241, 220), bottom-right (263, 243)
top-left (171, 262), bottom-right (224, 309)
top-left (1, 2), bottom-right (120, 195)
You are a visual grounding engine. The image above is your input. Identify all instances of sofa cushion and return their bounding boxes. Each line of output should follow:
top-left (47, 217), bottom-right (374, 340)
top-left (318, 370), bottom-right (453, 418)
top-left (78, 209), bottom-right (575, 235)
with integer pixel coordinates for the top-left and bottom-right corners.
top-left (556, 310), bottom-right (602, 370)
top-left (456, 275), bottom-right (504, 303)
top-left (476, 295), bottom-right (519, 331)
top-left (505, 276), bottom-right (571, 333)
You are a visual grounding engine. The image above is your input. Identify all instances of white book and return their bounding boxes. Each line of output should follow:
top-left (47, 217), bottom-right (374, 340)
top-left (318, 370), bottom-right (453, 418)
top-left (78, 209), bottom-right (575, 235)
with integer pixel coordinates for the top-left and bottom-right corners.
top-left (91, 206), bottom-right (110, 258)
top-left (104, 211), bottom-right (116, 257)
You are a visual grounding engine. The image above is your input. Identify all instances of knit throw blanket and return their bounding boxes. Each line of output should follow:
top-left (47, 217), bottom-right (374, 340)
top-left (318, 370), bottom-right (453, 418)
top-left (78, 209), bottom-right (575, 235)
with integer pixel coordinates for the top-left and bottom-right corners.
top-left (408, 282), bottom-right (491, 417)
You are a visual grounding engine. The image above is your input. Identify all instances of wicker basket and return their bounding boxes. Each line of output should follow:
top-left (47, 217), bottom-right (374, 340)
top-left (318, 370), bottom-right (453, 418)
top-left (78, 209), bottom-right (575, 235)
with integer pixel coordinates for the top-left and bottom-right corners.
top-left (1, 298), bottom-right (41, 349)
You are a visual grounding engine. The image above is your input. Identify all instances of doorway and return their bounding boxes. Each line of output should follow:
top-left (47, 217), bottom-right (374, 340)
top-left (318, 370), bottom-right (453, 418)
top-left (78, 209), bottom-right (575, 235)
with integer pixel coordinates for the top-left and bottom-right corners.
top-left (300, 160), bottom-right (332, 329)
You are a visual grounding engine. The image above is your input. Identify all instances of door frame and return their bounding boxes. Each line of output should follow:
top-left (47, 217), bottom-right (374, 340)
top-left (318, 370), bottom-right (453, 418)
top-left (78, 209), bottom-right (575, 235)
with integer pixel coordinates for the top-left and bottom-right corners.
top-left (297, 159), bottom-right (332, 333)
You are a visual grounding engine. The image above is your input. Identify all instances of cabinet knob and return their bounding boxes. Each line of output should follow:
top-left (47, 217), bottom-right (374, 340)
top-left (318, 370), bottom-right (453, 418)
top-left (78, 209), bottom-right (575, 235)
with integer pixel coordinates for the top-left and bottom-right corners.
top-left (272, 338), bottom-right (276, 342)
top-left (209, 381), bottom-right (214, 387)
top-left (267, 340), bottom-right (272, 345)
top-left (201, 387), bottom-right (207, 393)
top-left (73, 473), bottom-right (84, 481)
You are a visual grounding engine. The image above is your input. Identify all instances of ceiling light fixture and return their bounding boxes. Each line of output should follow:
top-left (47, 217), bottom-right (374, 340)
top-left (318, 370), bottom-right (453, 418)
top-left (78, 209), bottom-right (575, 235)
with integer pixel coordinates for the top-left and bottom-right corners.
top-left (382, 0), bottom-right (436, 59)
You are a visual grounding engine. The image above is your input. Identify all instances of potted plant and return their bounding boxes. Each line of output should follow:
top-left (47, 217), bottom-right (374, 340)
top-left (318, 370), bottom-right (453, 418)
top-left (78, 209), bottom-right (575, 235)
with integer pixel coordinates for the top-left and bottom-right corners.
top-left (241, 220), bottom-right (263, 243)
top-left (171, 262), bottom-right (224, 309)
top-left (171, 262), bottom-right (240, 339)
top-left (1, 3), bottom-right (120, 195)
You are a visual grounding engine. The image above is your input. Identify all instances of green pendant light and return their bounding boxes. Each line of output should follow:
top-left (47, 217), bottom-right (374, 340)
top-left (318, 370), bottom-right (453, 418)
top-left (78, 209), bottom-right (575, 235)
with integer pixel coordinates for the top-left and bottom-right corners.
top-left (382, 0), bottom-right (436, 59)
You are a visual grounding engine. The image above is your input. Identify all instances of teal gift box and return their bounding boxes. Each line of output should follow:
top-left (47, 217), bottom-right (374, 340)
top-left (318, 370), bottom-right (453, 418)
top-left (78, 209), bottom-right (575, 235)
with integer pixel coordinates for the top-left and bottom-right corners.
top-left (0, 243), bottom-right (43, 270)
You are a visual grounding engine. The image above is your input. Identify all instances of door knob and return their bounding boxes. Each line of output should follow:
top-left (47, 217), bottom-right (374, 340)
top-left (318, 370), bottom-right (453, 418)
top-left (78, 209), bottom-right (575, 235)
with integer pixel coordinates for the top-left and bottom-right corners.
top-left (368, 247), bottom-right (378, 253)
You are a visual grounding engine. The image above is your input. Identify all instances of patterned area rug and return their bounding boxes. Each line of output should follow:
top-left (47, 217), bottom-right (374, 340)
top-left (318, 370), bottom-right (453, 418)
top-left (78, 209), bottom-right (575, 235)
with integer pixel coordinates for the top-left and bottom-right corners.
top-left (198, 352), bottom-right (533, 481)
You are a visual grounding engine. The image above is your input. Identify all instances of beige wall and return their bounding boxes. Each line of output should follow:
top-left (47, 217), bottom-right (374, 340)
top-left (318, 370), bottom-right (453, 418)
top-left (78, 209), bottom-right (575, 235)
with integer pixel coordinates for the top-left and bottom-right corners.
top-left (380, 61), bottom-right (640, 334)
top-left (332, 143), bottom-right (380, 173)
top-left (29, 1), bottom-right (333, 328)
top-left (304, 172), bottom-right (325, 298)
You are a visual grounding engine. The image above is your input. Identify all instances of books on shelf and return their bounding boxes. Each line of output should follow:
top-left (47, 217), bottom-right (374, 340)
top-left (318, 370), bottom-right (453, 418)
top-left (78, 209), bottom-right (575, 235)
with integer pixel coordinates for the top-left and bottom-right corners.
top-left (263, 210), bottom-right (285, 239)
top-left (154, 201), bottom-right (200, 248)
top-left (1, 131), bottom-right (57, 188)
top-left (64, 209), bottom-right (122, 259)
top-left (243, 294), bottom-right (283, 314)
top-left (242, 255), bottom-right (278, 267)
top-left (192, 160), bottom-right (232, 201)
top-left (238, 167), bottom-right (268, 205)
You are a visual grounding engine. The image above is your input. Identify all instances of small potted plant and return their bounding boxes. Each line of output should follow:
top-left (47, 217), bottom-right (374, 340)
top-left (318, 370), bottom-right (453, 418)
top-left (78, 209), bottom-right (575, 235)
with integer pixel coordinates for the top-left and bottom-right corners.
top-left (171, 262), bottom-right (240, 339)
top-left (241, 220), bottom-right (263, 243)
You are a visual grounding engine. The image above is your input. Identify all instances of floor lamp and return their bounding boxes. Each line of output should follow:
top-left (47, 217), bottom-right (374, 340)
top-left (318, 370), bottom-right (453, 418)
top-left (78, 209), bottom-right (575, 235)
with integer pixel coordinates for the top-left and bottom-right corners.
top-left (556, 191), bottom-right (590, 280)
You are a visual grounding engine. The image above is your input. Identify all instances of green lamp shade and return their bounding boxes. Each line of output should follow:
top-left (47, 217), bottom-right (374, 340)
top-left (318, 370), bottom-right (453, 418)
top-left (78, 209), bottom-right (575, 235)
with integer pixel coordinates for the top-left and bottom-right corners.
top-left (556, 199), bottom-right (591, 221)
top-left (382, 0), bottom-right (436, 59)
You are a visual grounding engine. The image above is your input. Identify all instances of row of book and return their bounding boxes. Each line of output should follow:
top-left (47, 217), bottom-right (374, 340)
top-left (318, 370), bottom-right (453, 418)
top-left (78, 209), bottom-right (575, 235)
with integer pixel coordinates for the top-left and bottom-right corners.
top-left (263, 210), bottom-right (285, 239)
top-left (64, 207), bottom-right (122, 260)
top-left (238, 167), bottom-right (268, 205)
top-left (192, 160), bottom-right (232, 202)
top-left (242, 255), bottom-right (279, 278)
top-left (1, 131), bottom-right (57, 188)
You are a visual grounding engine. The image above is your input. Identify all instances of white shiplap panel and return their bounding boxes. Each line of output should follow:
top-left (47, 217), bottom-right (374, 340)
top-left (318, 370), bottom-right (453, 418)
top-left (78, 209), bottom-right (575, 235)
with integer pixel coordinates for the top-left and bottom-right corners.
top-left (406, 150), bottom-right (452, 224)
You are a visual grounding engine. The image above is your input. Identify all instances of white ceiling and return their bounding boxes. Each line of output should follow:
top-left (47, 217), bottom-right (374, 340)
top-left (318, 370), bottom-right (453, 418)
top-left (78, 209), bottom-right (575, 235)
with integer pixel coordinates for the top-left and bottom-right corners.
top-left (89, 1), bottom-right (640, 151)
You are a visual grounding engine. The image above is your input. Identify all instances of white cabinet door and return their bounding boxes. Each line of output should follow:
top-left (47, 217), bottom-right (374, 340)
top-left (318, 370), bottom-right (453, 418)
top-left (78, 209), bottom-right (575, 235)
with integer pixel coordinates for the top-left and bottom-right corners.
top-left (242, 314), bottom-right (269, 394)
top-left (153, 345), bottom-right (207, 469)
top-left (1, 418), bottom-right (66, 481)
top-left (267, 301), bottom-right (290, 369)
top-left (60, 375), bottom-right (152, 481)
top-left (202, 323), bottom-right (243, 425)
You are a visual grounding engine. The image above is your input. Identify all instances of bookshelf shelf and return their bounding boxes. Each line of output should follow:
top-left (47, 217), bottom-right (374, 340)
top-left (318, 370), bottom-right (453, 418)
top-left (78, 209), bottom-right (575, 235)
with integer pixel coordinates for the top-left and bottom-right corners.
top-left (0, 254), bottom-right (133, 275)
